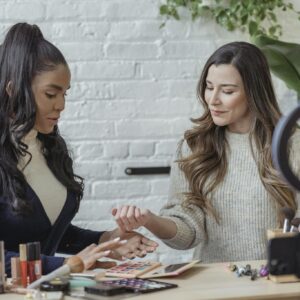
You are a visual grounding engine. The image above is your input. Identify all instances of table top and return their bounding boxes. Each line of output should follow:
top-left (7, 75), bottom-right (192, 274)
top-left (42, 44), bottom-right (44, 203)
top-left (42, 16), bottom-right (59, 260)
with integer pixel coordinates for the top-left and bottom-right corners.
top-left (1, 260), bottom-right (300, 300)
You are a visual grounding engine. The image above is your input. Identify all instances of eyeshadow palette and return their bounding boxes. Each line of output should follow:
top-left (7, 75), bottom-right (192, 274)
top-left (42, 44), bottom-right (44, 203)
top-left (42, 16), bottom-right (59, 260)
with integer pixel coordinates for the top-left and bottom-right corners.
top-left (99, 278), bottom-right (178, 294)
top-left (105, 261), bottom-right (161, 278)
top-left (104, 260), bottom-right (200, 279)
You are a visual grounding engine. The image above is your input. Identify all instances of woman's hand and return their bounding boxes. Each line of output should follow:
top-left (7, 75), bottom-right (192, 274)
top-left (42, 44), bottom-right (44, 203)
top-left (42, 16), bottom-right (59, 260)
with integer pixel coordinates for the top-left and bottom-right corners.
top-left (112, 205), bottom-right (153, 232)
top-left (76, 238), bottom-right (126, 270)
top-left (110, 231), bottom-right (158, 260)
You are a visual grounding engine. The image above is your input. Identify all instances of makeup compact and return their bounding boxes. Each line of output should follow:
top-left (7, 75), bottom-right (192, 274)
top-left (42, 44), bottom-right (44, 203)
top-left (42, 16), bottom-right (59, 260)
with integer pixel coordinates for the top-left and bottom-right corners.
top-left (40, 277), bottom-right (70, 293)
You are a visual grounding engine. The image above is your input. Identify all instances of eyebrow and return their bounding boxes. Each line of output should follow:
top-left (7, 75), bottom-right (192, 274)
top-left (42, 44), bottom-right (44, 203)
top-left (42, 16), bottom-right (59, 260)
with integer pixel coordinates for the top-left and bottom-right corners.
top-left (45, 84), bottom-right (71, 90)
top-left (206, 80), bottom-right (238, 87)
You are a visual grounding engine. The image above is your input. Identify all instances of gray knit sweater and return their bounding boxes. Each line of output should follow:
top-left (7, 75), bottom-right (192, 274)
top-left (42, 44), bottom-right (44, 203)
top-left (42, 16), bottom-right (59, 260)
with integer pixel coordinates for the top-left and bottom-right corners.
top-left (160, 130), bottom-right (300, 263)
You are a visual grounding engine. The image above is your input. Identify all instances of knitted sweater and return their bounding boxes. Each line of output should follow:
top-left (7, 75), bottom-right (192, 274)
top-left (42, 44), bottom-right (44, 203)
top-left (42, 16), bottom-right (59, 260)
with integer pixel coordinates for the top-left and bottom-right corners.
top-left (160, 130), bottom-right (300, 263)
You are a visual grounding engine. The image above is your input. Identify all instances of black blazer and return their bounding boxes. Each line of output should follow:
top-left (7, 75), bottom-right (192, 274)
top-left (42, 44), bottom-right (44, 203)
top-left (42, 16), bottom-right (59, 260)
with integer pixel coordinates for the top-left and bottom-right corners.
top-left (1, 185), bottom-right (103, 275)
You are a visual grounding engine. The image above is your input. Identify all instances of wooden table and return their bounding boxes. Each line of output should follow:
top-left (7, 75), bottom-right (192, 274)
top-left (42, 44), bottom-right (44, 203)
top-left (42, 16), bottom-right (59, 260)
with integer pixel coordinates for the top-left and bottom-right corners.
top-left (1, 260), bottom-right (300, 300)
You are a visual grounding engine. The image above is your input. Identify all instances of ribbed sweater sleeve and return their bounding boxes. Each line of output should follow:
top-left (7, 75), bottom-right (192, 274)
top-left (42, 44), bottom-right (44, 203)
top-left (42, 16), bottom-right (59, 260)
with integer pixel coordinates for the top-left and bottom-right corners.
top-left (160, 141), bottom-right (206, 249)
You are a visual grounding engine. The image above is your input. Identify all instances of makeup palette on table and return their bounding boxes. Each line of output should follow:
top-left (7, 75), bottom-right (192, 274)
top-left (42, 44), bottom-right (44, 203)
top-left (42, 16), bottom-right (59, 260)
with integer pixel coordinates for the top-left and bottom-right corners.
top-left (104, 260), bottom-right (200, 279)
top-left (90, 278), bottom-right (178, 294)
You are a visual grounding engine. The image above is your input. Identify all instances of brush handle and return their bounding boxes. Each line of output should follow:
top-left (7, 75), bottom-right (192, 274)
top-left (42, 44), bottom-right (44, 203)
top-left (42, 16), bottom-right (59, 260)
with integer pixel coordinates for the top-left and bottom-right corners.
top-left (283, 219), bottom-right (290, 233)
top-left (27, 264), bottom-right (70, 289)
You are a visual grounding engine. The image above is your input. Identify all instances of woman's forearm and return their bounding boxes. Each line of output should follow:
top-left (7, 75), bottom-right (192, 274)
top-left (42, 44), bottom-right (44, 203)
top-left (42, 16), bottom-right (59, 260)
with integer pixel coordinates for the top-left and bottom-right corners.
top-left (98, 229), bottom-right (118, 243)
top-left (144, 213), bottom-right (177, 239)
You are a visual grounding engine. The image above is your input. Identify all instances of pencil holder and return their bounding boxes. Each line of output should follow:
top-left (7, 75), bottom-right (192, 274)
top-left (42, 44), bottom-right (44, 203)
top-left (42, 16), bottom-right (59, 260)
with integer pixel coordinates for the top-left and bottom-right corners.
top-left (267, 229), bottom-right (300, 283)
top-left (267, 228), bottom-right (297, 240)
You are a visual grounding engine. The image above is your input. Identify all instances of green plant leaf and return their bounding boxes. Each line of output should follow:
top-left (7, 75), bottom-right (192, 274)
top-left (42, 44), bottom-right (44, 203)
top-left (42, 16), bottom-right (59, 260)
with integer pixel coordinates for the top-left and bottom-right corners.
top-left (253, 35), bottom-right (300, 94)
top-left (160, 5), bottom-right (169, 15)
top-left (249, 21), bottom-right (258, 36)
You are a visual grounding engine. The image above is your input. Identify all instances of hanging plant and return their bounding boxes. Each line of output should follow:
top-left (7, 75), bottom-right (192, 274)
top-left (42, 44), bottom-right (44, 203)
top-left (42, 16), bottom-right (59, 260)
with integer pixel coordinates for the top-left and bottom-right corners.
top-left (160, 0), bottom-right (299, 39)
top-left (160, 0), bottom-right (300, 99)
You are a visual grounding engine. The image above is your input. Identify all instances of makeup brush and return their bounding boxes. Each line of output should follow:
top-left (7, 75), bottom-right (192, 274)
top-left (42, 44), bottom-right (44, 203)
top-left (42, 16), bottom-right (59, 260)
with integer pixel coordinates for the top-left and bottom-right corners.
top-left (290, 217), bottom-right (300, 233)
top-left (281, 207), bottom-right (295, 233)
top-left (27, 256), bottom-right (84, 289)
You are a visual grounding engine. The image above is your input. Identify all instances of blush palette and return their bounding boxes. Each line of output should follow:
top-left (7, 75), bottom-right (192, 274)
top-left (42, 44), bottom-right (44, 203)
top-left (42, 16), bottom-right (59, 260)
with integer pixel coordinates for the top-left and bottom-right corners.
top-left (105, 261), bottom-right (162, 278)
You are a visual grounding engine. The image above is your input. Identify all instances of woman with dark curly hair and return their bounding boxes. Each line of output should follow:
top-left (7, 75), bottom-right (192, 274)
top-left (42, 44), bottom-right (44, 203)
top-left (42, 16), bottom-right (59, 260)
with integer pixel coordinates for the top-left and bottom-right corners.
top-left (112, 41), bottom-right (300, 263)
top-left (0, 23), bottom-right (157, 276)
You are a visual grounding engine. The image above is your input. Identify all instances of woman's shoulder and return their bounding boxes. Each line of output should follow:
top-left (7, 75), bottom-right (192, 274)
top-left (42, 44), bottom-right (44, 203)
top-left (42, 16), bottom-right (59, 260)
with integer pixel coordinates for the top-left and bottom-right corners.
top-left (176, 139), bottom-right (192, 159)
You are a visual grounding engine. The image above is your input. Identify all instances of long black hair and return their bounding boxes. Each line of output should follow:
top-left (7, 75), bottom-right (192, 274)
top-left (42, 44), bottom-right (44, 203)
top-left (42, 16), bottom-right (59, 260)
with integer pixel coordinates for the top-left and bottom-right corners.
top-left (0, 23), bottom-right (83, 214)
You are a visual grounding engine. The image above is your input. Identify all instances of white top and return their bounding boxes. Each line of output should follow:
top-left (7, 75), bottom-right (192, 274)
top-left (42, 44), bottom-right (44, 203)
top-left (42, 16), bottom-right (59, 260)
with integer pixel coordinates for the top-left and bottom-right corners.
top-left (18, 129), bottom-right (67, 225)
top-left (160, 130), bottom-right (300, 263)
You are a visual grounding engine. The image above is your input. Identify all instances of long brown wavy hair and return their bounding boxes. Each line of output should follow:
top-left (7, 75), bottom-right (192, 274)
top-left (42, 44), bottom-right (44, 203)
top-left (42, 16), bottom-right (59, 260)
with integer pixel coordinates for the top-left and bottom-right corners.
top-left (179, 41), bottom-right (296, 225)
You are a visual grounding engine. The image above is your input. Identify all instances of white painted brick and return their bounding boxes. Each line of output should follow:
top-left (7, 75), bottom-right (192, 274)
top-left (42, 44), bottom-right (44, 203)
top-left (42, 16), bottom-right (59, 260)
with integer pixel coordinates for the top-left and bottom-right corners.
top-left (74, 200), bottom-right (116, 220)
top-left (68, 81), bottom-right (114, 100)
top-left (99, 0), bottom-right (158, 20)
top-left (113, 81), bottom-right (169, 100)
top-left (59, 120), bottom-right (115, 140)
top-left (272, 76), bottom-right (297, 114)
top-left (109, 21), bottom-right (161, 41)
top-left (156, 140), bottom-right (178, 156)
top-left (77, 143), bottom-right (104, 161)
top-left (92, 181), bottom-right (151, 198)
top-left (59, 42), bottom-right (104, 62)
top-left (130, 142), bottom-right (155, 157)
top-left (5, 1), bottom-right (45, 20)
top-left (116, 120), bottom-right (171, 138)
top-left (0, 5), bottom-right (4, 20)
top-left (62, 101), bottom-right (88, 120)
top-left (168, 80), bottom-right (198, 98)
top-left (64, 100), bottom-right (140, 120)
top-left (0, 23), bottom-right (11, 36)
top-left (105, 42), bottom-right (159, 59)
top-left (51, 22), bottom-right (110, 42)
top-left (75, 161), bottom-right (111, 180)
top-left (75, 61), bottom-right (135, 79)
top-left (170, 118), bottom-right (193, 137)
top-left (161, 20), bottom-right (189, 39)
top-left (136, 98), bottom-right (193, 117)
top-left (151, 179), bottom-right (170, 195)
top-left (141, 60), bottom-right (200, 79)
top-left (46, 1), bottom-right (81, 20)
top-left (162, 40), bottom-right (216, 59)
top-left (103, 142), bottom-right (129, 159)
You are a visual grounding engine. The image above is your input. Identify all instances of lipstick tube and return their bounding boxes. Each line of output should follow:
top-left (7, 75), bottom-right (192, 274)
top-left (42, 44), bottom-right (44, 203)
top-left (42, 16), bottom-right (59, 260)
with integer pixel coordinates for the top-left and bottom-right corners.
top-left (33, 242), bottom-right (42, 279)
top-left (27, 243), bottom-right (37, 284)
top-left (0, 241), bottom-right (5, 293)
top-left (19, 244), bottom-right (28, 288)
top-left (11, 257), bottom-right (21, 286)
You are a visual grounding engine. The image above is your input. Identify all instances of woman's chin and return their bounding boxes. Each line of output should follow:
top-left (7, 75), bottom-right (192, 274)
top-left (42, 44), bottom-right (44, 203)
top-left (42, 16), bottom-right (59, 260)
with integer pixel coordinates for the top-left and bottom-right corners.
top-left (35, 126), bottom-right (55, 134)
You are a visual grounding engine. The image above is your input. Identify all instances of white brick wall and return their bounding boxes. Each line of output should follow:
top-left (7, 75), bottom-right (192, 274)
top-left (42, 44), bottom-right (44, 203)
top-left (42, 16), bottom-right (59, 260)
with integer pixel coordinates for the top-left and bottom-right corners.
top-left (1, 0), bottom-right (300, 262)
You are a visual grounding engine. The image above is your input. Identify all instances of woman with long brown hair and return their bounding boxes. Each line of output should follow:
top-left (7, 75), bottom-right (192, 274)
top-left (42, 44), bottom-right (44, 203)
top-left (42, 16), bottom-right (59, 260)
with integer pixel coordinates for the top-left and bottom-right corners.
top-left (112, 41), bottom-right (300, 262)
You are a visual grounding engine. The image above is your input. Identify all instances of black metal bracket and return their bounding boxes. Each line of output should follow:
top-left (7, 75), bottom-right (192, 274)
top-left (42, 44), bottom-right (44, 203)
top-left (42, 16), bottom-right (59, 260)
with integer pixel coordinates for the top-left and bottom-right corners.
top-left (125, 167), bottom-right (170, 175)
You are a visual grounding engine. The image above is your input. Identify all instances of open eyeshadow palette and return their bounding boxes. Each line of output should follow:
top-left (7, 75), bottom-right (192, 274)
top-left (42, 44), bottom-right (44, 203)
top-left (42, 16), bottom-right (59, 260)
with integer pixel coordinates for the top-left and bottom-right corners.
top-left (97, 278), bottom-right (178, 294)
top-left (105, 260), bottom-right (200, 279)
